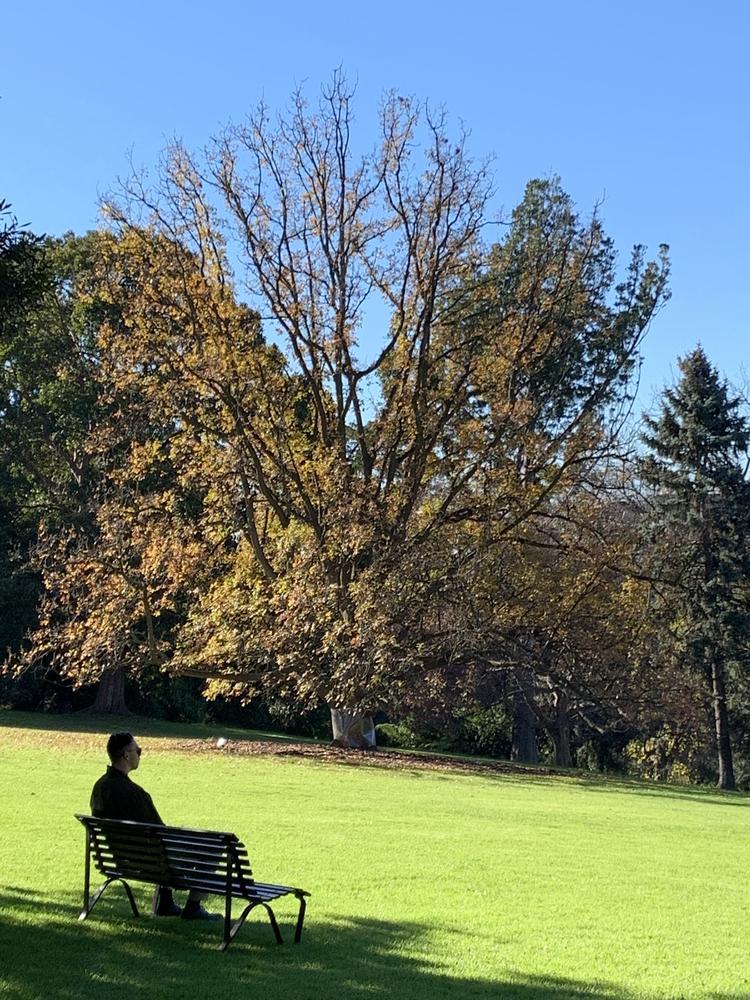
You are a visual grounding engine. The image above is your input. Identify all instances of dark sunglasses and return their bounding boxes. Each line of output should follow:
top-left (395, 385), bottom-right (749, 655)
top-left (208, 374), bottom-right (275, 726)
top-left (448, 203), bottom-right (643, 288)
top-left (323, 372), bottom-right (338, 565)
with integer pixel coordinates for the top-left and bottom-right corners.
top-left (125, 746), bottom-right (142, 756)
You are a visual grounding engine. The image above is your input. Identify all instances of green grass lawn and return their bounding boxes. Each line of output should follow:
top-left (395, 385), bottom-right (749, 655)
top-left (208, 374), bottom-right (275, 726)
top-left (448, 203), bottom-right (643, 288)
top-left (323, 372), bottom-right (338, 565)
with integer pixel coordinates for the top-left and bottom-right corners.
top-left (0, 711), bottom-right (747, 1000)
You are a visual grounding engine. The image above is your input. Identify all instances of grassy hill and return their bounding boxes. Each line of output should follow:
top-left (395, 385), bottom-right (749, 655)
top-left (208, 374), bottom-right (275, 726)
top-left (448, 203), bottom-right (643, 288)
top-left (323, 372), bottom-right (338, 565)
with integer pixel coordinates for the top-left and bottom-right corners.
top-left (0, 711), bottom-right (747, 1000)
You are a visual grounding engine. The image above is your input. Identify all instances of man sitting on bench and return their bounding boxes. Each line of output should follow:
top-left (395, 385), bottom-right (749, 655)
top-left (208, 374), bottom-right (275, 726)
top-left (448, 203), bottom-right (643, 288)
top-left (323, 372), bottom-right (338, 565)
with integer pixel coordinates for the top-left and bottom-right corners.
top-left (90, 732), bottom-right (218, 921)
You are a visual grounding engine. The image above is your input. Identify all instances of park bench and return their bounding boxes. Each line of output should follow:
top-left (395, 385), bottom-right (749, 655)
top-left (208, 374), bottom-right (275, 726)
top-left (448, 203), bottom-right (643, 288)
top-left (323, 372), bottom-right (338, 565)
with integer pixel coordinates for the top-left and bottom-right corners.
top-left (75, 814), bottom-right (310, 951)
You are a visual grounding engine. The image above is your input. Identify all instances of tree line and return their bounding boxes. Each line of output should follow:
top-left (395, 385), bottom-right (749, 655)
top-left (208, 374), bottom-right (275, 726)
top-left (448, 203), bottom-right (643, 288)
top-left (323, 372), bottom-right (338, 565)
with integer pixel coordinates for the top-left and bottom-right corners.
top-left (2, 79), bottom-right (748, 788)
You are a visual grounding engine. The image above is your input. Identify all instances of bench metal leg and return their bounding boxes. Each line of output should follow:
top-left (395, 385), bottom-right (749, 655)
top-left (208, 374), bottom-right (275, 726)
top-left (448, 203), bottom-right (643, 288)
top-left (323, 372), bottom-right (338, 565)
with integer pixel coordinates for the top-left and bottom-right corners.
top-left (222, 892), bottom-right (233, 950)
top-left (81, 831), bottom-right (92, 918)
top-left (294, 894), bottom-right (307, 944)
top-left (218, 900), bottom-right (283, 951)
top-left (264, 904), bottom-right (283, 946)
top-left (79, 877), bottom-right (140, 921)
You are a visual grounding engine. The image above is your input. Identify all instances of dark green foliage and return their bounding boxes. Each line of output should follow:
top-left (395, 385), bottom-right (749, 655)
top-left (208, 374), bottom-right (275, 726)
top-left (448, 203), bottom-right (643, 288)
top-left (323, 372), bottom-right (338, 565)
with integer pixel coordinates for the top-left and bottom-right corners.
top-left (0, 661), bottom-right (89, 713)
top-left (480, 177), bottom-right (670, 426)
top-left (574, 733), bottom-right (631, 774)
top-left (0, 204), bottom-right (51, 666)
top-left (376, 706), bottom-right (513, 758)
top-left (639, 346), bottom-right (750, 789)
top-left (0, 466), bottom-right (40, 656)
top-left (374, 722), bottom-right (420, 749)
top-left (0, 230), bottom-right (107, 526)
top-left (0, 201), bottom-right (49, 326)
top-left (453, 704), bottom-right (513, 757)
top-left (121, 666), bottom-right (333, 736)
top-left (124, 669), bottom-right (207, 723)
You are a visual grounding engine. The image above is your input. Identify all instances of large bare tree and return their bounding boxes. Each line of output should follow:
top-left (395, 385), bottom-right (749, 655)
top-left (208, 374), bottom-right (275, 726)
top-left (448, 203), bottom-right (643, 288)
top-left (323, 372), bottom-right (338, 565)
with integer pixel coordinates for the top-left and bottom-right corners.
top-left (93, 76), bottom-right (669, 746)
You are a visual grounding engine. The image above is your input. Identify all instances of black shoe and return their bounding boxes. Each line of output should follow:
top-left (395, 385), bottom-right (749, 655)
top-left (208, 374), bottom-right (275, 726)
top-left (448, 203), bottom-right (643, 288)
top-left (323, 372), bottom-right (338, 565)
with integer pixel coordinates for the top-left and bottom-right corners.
top-left (181, 903), bottom-right (221, 921)
top-left (155, 900), bottom-right (182, 917)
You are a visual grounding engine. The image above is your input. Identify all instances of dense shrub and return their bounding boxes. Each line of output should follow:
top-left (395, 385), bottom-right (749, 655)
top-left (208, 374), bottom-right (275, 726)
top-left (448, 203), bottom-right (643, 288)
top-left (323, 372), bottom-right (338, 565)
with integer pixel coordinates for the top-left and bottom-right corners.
top-left (126, 670), bottom-right (206, 722)
top-left (127, 668), bottom-right (331, 736)
top-left (375, 722), bottom-right (420, 749)
top-left (575, 736), bottom-right (629, 774)
top-left (457, 705), bottom-right (513, 758)
top-left (0, 665), bottom-right (85, 713)
top-left (727, 749), bottom-right (750, 791)
top-left (624, 728), bottom-right (714, 784)
top-left (376, 705), bottom-right (512, 758)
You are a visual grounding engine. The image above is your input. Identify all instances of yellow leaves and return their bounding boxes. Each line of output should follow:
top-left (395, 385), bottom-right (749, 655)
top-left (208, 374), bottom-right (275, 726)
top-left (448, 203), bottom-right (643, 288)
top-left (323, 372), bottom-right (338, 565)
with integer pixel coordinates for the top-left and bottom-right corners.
top-left (126, 439), bottom-right (165, 478)
top-left (203, 679), bottom-right (257, 705)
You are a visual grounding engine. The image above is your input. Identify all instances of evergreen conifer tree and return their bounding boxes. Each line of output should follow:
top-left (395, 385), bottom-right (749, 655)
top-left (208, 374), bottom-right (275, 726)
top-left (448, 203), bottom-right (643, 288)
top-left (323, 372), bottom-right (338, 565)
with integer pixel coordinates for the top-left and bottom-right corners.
top-left (640, 347), bottom-right (750, 789)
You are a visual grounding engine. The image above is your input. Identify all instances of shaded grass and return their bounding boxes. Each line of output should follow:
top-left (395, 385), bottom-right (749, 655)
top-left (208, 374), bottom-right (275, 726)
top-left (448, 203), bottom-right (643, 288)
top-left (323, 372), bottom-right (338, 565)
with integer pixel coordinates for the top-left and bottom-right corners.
top-left (0, 711), bottom-right (748, 999)
top-left (0, 707), bottom-right (312, 744)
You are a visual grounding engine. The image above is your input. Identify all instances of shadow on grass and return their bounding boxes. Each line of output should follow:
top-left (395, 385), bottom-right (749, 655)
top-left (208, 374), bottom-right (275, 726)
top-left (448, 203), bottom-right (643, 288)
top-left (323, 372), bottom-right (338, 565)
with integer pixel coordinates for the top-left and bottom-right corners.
top-left (1, 886), bottom-right (742, 1000)
top-left (0, 708), bottom-right (306, 744)
top-left (475, 771), bottom-right (750, 808)
top-left (576, 777), bottom-right (750, 807)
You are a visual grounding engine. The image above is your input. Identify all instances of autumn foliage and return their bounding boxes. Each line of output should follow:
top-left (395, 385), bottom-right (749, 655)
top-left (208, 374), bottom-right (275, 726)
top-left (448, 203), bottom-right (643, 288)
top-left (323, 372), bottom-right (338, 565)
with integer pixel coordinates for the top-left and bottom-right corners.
top-left (11, 80), bottom-right (735, 772)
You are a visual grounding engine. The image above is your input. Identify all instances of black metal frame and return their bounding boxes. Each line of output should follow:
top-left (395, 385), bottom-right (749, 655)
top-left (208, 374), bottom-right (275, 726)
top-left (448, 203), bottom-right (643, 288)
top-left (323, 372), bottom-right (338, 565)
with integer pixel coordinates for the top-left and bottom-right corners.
top-left (79, 826), bottom-right (141, 920)
top-left (75, 815), bottom-right (310, 951)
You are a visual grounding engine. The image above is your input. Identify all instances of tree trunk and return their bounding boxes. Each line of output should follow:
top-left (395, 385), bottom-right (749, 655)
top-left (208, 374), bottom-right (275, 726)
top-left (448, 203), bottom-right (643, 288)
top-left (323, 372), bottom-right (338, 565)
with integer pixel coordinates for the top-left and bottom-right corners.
top-left (89, 666), bottom-right (130, 715)
top-left (511, 672), bottom-right (539, 764)
top-left (711, 660), bottom-right (736, 790)
top-left (330, 709), bottom-right (376, 749)
top-left (551, 689), bottom-right (573, 768)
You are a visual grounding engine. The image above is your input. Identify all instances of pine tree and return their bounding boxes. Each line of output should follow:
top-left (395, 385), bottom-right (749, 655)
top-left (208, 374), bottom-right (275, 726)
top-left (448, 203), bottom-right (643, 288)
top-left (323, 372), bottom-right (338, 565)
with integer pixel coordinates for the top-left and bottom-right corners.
top-left (640, 347), bottom-right (750, 789)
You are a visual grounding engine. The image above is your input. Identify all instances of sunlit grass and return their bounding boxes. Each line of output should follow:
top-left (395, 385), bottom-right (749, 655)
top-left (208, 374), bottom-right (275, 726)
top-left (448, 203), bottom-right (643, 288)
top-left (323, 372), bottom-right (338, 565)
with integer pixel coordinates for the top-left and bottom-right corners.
top-left (0, 711), bottom-right (747, 1000)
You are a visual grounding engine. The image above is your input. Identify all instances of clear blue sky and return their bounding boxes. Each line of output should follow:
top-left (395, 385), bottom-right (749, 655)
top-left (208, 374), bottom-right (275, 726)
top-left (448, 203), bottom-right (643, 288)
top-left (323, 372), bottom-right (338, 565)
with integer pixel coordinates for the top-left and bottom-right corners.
top-left (3, 1), bottom-right (748, 411)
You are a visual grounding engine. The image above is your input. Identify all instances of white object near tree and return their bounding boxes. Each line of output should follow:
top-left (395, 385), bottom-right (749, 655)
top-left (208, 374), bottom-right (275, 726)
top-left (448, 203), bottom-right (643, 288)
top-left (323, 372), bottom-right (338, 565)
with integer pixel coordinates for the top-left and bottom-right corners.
top-left (330, 710), bottom-right (376, 748)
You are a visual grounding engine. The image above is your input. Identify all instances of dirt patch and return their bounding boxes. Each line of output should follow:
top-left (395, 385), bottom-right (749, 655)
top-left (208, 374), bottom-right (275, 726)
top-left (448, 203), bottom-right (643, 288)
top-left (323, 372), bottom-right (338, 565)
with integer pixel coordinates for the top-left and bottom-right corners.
top-left (169, 736), bottom-right (577, 778)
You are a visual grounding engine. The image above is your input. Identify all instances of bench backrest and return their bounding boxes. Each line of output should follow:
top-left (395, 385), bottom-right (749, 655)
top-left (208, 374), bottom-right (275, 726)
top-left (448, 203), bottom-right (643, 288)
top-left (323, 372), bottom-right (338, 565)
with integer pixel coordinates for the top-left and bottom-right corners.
top-left (76, 815), bottom-right (255, 895)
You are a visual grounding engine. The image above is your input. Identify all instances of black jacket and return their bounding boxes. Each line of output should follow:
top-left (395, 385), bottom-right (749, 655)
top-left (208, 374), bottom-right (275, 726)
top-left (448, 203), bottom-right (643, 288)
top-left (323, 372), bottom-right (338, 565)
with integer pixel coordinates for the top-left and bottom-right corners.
top-left (90, 765), bottom-right (164, 824)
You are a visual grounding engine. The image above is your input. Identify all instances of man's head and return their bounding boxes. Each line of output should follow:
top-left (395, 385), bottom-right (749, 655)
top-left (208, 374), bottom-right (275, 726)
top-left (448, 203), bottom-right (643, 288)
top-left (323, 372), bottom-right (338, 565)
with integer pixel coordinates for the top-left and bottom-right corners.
top-left (107, 732), bottom-right (141, 773)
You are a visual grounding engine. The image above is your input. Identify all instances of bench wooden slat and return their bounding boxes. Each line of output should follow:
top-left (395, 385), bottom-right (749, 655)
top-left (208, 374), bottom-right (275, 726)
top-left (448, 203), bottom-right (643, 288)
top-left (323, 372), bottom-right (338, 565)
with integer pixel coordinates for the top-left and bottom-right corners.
top-left (154, 850), bottom-right (228, 866)
top-left (159, 834), bottom-right (231, 848)
top-left (162, 848), bottom-right (230, 865)
top-left (92, 842), bottom-right (160, 857)
top-left (95, 843), bottom-right (248, 879)
top-left (96, 859), bottom-right (170, 879)
top-left (94, 831), bottom-right (229, 851)
top-left (94, 839), bottom-right (165, 857)
top-left (91, 826), bottom-right (164, 841)
top-left (165, 862), bottom-right (231, 874)
top-left (167, 879), bottom-right (290, 902)
top-left (97, 861), bottom-right (170, 885)
top-left (92, 835), bottom-right (237, 864)
top-left (91, 832), bottom-right (250, 871)
top-left (88, 818), bottom-right (239, 839)
top-left (95, 842), bottom-right (166, 860)
top-left (101, 859), bottom-right (231, 882)
top-left (253, 881), bottom-right (302, 895)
